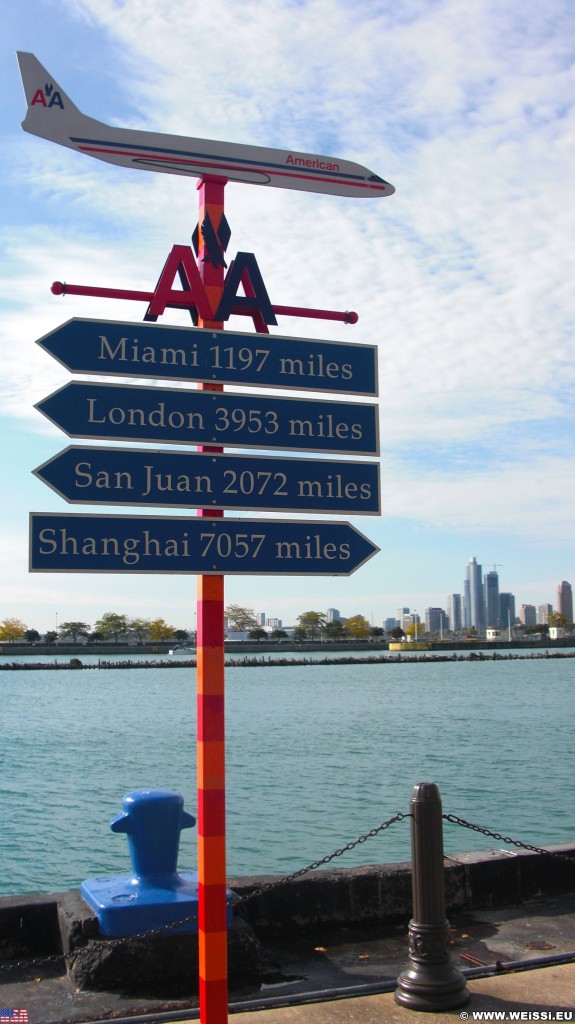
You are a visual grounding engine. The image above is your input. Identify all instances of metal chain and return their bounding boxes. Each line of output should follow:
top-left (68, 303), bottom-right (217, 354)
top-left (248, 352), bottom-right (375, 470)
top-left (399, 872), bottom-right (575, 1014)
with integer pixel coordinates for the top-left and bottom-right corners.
top-left (443, 813), bottom-right (575, 865)
top-left (0, 811), bottom-right (408, 975)
top-left (3, 811), bottom-right (572, 975)
top-left (230, 811), bottom-right (409, 907)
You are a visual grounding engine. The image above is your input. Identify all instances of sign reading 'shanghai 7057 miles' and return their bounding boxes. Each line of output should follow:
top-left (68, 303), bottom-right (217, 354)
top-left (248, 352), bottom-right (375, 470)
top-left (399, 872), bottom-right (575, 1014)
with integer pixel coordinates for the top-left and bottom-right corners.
top-left (30, 513), bottom-right (380, 576)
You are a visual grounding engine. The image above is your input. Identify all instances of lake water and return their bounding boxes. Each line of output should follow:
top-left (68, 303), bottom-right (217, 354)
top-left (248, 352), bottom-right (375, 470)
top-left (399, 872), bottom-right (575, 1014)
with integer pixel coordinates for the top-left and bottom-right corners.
top-left (1, 651), bottom-right (573, 896)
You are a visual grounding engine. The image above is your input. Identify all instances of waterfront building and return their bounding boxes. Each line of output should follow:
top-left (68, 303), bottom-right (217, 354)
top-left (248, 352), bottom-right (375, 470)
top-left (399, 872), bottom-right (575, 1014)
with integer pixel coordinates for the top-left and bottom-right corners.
top-left (266, 618), bottom-right (282, 628)
top-left (396, 607), bottom-right (409, 628)
top-left (484, 570), bottom-right (500, 628)
top-left (499, 593), bottom-right (516, 632)
top-left (327, 608), bottom-right (341, 622)
top-left (465, 557), bottom-right (485, 634)
top-left (447, 594), bottom-right (462, 632)
top-left (425, 607), bottom-right (448, 635)
top-left (537, 603), bottom-right (553, 625)
top-left (402, 612), bottom-right (421, 635)
top-left (519, 604), bottom-right (536, 628)
top-left (557, 581), bottom-right (573, 624)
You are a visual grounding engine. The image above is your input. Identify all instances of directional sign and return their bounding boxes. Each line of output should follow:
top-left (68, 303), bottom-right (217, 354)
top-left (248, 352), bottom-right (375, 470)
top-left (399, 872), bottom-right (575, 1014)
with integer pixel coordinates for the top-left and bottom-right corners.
top-left (36, 381), bottom-right (379, 456)
top-left (36, 318), bottom-right (378, 397)
top-left (34, 446), bottom-right (381, 515)
top-left (18, 52), bottom-right (394, 199)
top-left (30, 513), bottom-right (380, 576)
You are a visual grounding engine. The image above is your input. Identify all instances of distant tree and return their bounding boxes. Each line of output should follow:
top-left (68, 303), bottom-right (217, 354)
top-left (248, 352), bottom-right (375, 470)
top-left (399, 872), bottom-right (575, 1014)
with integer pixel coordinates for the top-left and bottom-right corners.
top-left (370, 626), bottom-right (384, 638)
top-left (94, 612), bottom-right (129, 643)
top-left (406, 622), bottom-right (423, 638)
top-left (58, 621), bottom-right (90, 643)
top-left (173, 629), bottom-right (189, 642)
top-left (148, 618), bottom-right (175, 641)
top-left (343, 615), bottom-right (371, 639)
top-left (247, 627), bottom-right (268, 641)
top-left (24, 629), bottom-right (41, 643)
top-left (323, 619), bottom-right (346, 639)
top-left (292, 626), bottom-right (309, 641)
top-left (225, 604), bottom-right (258, 631)
top-left (0, 618), bottom-right (27, 643)
top-left (549, 611), bottom-right (571, 628)
top-left (127, 617), bottom-right (151, 643)
top-left (44, 630), bottom-right (58, 644)
top-left (269, 628), bottom-right (288, 640)
top-left (390, 626), bottom-right (405, 640)
top-left (295, 611), bottom-right (327, 639)
top-left (87, 631), bottom-right (104, 644)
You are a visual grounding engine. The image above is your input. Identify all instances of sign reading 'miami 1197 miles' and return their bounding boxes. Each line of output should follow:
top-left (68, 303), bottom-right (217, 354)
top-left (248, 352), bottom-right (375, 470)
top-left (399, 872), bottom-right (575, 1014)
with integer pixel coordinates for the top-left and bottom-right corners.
top-left (36, 319), bottom-right (379, 396)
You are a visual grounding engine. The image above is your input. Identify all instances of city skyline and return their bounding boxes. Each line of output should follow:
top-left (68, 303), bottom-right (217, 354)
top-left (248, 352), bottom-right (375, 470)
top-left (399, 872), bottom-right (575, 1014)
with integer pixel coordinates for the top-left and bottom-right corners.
top-left (1, 2), bottom-right (574, 632)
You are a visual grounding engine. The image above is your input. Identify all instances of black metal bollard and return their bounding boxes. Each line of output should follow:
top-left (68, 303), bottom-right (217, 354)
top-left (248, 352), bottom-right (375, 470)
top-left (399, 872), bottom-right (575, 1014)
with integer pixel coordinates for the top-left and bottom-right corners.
top-left (395, 782), bottom-right (469, 1011)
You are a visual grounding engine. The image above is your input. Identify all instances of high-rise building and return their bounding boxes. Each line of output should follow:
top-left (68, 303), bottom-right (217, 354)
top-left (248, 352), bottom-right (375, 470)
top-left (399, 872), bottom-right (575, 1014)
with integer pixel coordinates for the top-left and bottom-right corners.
top-left (446, 594), bottom-right (462, 632)
top-left (557, 581), bottom-right (573, 624)
top-left (499, 593), bottom-right (516, 631)
top-left (384, 617), bottom-right (397, 632)
top-left (537, 603), bottom-right (552, 625)
top-left (465, 557), bottom-right (485, 633)
top-left (327, 608), bottom-right (341, 622)
top-left (425, 608), bottom-right (448, 634)
top-left (484, 570), bottom-right (500, 628)
top-left (396, 607), bottom-right (409, 627)
top-left (519, 604), bottom-right (536, 628)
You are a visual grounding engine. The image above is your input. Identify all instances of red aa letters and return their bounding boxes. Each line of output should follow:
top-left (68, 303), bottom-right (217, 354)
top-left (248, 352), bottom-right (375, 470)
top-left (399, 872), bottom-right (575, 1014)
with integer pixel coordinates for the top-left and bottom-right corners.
top-left (145, 246), bottom-right (277, 329)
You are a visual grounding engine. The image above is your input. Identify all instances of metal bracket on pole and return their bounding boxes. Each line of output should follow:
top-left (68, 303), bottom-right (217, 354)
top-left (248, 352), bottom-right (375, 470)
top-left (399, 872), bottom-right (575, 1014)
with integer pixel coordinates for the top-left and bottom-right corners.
top-left (395, 782), bottom-right (469, 1011)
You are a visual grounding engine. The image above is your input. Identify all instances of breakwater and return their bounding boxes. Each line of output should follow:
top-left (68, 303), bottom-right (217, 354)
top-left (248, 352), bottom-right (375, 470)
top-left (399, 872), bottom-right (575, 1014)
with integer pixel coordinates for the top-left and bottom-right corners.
top-left (2, 649), bottom-right (575, 670)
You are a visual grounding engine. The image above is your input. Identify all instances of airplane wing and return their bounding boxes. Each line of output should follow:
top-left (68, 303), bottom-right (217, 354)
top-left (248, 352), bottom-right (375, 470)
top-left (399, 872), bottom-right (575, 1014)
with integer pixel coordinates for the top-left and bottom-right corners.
top-left (16, 52), bottom-right (394, 199)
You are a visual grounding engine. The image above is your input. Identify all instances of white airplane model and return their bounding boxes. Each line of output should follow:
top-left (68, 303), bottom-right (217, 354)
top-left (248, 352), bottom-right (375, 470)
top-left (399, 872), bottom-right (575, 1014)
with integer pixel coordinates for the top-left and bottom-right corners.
top-left (17, 52), bottom-right (394, 200)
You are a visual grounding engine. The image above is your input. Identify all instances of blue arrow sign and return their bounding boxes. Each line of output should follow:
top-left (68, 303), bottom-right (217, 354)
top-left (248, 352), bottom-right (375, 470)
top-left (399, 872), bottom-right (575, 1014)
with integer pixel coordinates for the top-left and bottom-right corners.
top-left (33, 446), bottom-right (381, 515)
top-left (35, 381), bottom-right (379, 456)
top-left (30, 513), bottom-right (380, 575)
top-left (36, 319), bottom-right (378, 396)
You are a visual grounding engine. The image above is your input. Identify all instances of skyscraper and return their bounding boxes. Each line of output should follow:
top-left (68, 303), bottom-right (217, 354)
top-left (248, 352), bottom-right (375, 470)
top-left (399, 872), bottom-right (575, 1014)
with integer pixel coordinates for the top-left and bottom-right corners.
top-left (447, 594), bottom-right (462, 632)
top-left (537, 603), bottom-right (552, 625)
top-left (519, 604), bottom-right (536, 628)
top-left (557, 581), bottom-right (573, 624)
top-left (484, 570), bottom-right (500, 628)
top-left (499, 593), bottom-right (516, 632)
top-left (465, 557), bottom-right (485, 633)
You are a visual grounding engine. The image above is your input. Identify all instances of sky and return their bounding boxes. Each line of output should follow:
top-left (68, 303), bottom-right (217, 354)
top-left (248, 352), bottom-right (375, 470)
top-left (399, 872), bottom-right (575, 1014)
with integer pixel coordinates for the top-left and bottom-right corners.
top-left (1, 0), bottom-right (574, 634)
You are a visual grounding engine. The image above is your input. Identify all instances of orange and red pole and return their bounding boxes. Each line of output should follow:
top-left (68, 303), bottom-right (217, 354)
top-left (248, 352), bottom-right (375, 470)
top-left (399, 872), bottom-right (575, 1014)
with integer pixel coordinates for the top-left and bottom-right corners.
top-left (195, 175), bottom-right (229, 1023)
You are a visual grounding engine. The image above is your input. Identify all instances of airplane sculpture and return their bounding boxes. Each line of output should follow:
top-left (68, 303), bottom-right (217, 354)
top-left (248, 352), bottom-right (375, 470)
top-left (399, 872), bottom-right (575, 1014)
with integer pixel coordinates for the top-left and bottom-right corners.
top-left (17, 51), bottom-right (395, 199)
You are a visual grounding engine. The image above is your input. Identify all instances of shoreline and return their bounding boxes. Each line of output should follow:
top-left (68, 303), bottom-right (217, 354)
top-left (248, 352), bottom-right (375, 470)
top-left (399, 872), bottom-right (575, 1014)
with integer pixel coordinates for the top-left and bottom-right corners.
top-left (2, 648), bottom-right (575, 669)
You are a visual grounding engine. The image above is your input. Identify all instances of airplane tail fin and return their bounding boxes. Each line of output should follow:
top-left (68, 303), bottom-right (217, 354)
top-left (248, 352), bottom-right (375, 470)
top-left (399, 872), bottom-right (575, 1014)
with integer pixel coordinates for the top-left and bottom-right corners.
top-left (17, 52), bottom-right (83, 143)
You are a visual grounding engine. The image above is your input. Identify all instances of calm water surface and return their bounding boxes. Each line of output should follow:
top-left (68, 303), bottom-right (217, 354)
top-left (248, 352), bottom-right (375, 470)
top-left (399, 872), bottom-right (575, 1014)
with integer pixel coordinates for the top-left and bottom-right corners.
top-left (0, 652), bottom-right (573, 895)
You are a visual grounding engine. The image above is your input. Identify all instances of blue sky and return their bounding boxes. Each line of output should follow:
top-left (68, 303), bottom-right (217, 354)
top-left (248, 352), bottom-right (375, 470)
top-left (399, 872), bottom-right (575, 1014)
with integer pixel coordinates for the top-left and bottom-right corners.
top-left (1, 0), bottom-right (574, 633)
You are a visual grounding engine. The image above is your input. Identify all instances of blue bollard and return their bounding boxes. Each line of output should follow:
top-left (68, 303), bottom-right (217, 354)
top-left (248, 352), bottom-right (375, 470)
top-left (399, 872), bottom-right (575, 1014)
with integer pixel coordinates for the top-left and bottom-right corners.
top-left (81, 789), bottom-right (232, 937)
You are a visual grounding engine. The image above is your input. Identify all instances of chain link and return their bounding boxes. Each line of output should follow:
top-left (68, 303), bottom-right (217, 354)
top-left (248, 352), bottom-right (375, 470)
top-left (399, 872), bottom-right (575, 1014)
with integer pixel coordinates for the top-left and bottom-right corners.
top-left (443, 813), bottom-right (575, 865)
